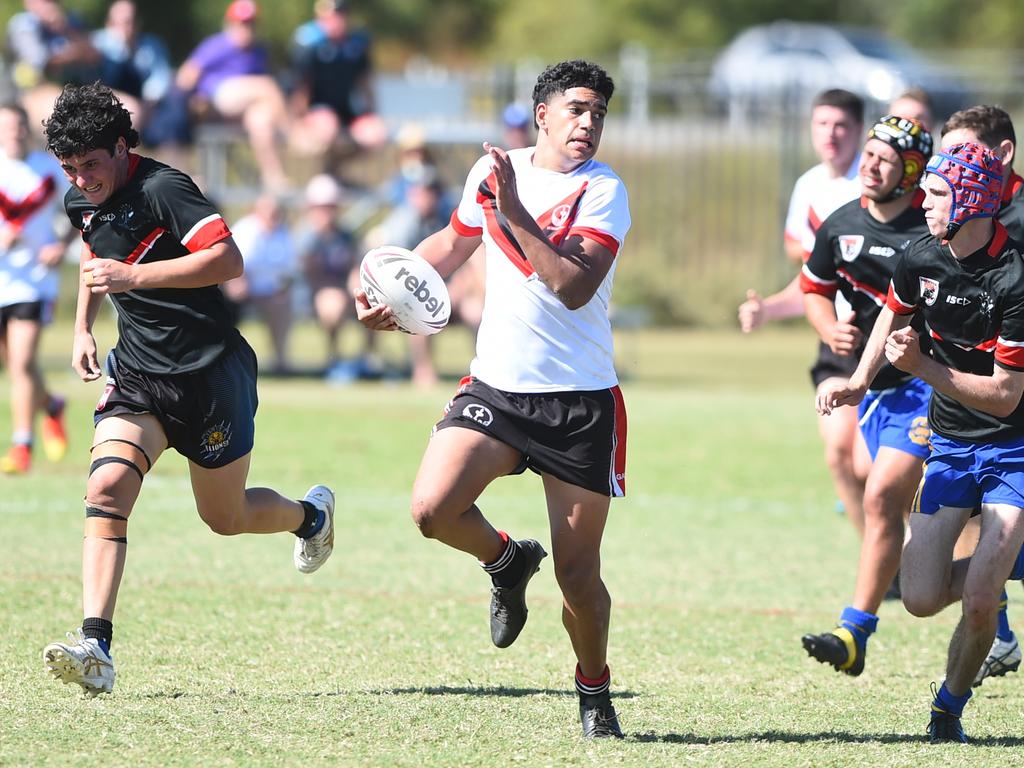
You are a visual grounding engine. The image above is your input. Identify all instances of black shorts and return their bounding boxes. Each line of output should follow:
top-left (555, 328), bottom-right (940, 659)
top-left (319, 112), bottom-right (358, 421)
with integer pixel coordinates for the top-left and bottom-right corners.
top-left (809, 340), bottom-right (859, 388)
top-left (434, 376), bottom-right (627, 497)
top-left (95, 339), bottom-right (259, 468)
top-left (0, 300), bottom-right (52, 331)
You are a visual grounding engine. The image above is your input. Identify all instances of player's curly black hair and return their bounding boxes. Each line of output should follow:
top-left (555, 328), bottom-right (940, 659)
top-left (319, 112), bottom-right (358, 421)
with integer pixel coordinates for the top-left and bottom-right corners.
top-left (532, 60), bottom-right (614, 113)
top-left (43, 81), bottom-right (140, 159)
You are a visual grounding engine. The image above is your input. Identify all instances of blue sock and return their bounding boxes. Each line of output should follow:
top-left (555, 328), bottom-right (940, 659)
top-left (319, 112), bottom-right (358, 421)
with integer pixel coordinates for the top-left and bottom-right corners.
top-left (996, 589), bottom-right (1015, 642)
top-left (932, 681), bottom-right (971, 718)
top-left (838, 606), bottom-right (878, 650)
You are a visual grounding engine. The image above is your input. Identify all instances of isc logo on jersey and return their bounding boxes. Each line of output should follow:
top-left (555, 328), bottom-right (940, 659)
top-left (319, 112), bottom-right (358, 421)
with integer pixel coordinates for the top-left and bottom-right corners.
top-left (839, 235), bottom-right (864, 261)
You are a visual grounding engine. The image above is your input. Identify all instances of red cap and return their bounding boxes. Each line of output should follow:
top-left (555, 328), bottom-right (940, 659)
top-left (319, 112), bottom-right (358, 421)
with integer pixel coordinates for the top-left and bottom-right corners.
top-left (225, 0), bottom-right (258, 23)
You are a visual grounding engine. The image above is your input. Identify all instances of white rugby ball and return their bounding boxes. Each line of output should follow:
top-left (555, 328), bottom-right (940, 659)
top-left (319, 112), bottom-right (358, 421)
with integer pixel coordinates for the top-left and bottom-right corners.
top-left (359, 246), bottom-right (451, 335)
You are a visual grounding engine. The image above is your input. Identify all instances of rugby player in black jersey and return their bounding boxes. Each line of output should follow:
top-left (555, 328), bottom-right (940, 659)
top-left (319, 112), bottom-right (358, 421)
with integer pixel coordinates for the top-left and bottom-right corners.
top-left (940, 105), bottom-right (1024, 686)
top-left (819, 142), bottom-right (1024, 743)
top-left (798, 116), bottom-right (933, 678)
top-left (39, 82), bottom-right (335, 697)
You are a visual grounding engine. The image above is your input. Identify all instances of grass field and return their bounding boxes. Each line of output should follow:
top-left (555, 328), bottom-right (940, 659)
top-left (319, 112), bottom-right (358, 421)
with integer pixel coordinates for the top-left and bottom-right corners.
top-left (2, 321), bottom-right (1023, 767)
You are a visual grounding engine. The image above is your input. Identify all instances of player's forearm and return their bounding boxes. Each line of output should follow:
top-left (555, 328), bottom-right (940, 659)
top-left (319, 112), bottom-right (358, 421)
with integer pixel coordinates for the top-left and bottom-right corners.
top-left (762, 276), bottom-right (805, 321)
top-left (74, 279), bottom-right (104, 333)
top-left (505, 214), bottom-right (604, 310)
top-left (850, 307), bottom-right (909, 390)
top-left (803, 293), bottom-right (838, 343)
top-left (415, 225), bottom-right (476, 279)
top-left (911, 358), bottom-right (1024, 418)
top-left (133, 242), bottom-right (242, 289)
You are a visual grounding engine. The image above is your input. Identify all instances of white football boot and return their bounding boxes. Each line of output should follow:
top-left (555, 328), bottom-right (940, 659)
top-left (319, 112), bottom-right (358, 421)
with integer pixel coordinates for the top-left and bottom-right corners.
top-left (294, 484), bottom-right (335, 573)
top-left (43, 628), bottom-right (115, 697)
top-left (974, 634), bottom-right (1022, 686)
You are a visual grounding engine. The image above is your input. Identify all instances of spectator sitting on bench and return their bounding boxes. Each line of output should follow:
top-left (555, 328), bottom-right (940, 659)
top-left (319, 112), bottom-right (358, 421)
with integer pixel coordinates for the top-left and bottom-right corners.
top-left (175, 0), bottom-right (290, 190)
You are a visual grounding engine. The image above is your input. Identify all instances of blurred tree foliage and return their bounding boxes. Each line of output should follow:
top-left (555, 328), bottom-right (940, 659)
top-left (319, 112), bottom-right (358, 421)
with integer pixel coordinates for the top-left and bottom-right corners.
top-left (0, 0), bottom-right (1019, 70)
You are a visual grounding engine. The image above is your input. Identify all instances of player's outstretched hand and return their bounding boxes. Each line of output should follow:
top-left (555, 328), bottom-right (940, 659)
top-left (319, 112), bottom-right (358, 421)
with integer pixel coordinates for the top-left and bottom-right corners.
top-left (72, 329), bottom-right (102, 382)
top-left (816, 380), bottom-right (866, 415)
top-left (828, 311), bottom-right (863, 356)
top-left (885, 329), bottom-right (922, 373)
top-left (738, 289), bottom-right (764, 333)
top-left (354, 288), bottom-right (399, 332)
top-left (483, 142), bottom-right (524, 216)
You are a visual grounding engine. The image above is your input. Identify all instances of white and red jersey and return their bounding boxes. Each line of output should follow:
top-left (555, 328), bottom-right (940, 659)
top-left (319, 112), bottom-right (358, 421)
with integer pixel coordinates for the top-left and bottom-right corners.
top-left (784, 157), bottom-right (861, 260)
top-left (451, 147), bottom-right (631, 393)
top-left (0, 150), bottom-right (68, 306)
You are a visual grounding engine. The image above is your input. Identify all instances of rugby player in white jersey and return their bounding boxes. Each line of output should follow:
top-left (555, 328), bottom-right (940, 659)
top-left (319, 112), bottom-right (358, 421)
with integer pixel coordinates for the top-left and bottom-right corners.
top-left (356, 59), bottom-right (630, 739)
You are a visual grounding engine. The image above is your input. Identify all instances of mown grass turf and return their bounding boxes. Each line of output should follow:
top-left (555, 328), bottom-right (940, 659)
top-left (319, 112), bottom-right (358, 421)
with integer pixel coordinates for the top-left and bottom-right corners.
top-left (2, 323), bottom-right (1022, 767)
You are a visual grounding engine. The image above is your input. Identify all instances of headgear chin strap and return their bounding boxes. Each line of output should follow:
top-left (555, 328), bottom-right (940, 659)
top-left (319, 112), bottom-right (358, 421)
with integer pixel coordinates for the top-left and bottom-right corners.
top-left (925, 142), bottom-right (1003, 240)
top-left (866, 115), bottom-right (933, 202)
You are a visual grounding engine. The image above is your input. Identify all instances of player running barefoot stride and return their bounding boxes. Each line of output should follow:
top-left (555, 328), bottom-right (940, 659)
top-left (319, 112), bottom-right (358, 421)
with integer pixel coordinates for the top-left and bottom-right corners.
top-left (357, 60), bottom-right (630, 738)
top-left (40, 82), bottom-right (335, 697)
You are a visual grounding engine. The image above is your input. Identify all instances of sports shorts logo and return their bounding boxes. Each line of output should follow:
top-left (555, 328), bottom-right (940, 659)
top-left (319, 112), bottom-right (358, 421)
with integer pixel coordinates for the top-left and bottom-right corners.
top-left (908, 416), bottom-right (930, 447)
top-left (839, 235), bottom-right (864, 261)
top-left (920, 277), bottom-right (939, 306)
top-left (462, 404), bottom-right (494, 427)
top-left (200, 420), bottom-right (233, 461)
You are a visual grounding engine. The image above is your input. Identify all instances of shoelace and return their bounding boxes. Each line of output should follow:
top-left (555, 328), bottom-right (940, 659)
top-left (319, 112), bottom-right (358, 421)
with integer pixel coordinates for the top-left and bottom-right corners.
top-left (491, 587), bottom-right (512, 622)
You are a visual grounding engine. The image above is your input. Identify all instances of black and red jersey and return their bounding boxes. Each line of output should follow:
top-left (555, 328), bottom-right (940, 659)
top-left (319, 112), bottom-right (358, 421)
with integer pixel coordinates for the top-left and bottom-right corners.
top-left (887, 222), bottom-right (1024, 442)
top-left (800, 194), bottom-right (930, 390)
top-left (998, 170), bottom-right (1024, 242)
top-left (65, 154), bottom-right (238, 375)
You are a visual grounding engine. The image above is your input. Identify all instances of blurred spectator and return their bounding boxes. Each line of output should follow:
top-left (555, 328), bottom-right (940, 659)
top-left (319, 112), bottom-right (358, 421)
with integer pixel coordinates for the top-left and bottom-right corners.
top-left (296, 173), bottom-right (360, 370)
top-left (501, 102), bottom-right (533, 149)
top-left (369, 167), bottom-right (482, 387)
top-left (383, 123), bottom-right (456, 212)
top-left (223, 193), bottom-right (296, 373)
top-left (888, 88), bottom-right (935, 132)
top-left (0, 101), bottom-right (71, 474)
top-left (176, 0), bottom-right (290, 189)
top-left (91, 0), bottom-right (191, 155)
top-left (289, 0), bottom-right (387, 158)
top-left (6, 0), bottom-right (101, 135)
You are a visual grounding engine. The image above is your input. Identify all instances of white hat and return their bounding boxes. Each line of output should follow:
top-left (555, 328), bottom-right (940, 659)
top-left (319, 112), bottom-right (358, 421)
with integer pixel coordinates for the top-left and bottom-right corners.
top-left (305, 174), bottom-right (342, 206)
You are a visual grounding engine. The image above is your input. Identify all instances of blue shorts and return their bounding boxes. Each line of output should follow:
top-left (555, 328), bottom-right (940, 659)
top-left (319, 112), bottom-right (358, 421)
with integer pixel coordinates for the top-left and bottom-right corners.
top-left (857, 378), bottom-right (932, 461)
top-left (916, 432), bottom-right (1024, 515)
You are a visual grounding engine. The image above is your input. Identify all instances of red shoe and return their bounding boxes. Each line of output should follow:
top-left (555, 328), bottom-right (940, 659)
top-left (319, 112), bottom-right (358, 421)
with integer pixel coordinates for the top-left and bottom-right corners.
top-left (0, 443), bottom-right (31, 474)
top-left (41, 398), bottom-right (68, 462)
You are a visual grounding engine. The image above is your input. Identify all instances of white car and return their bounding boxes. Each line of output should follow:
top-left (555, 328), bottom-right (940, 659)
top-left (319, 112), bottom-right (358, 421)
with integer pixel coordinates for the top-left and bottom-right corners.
top-left (708, 21), bottom-right (969, 121)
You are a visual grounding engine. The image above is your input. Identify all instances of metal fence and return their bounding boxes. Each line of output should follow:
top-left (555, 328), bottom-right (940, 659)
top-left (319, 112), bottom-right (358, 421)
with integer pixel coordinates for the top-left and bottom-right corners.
top-left (201, 48), bottom-right (1024, 327)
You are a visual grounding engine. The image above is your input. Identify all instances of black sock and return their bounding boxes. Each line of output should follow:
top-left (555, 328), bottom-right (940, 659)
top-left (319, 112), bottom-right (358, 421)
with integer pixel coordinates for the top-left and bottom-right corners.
top-left (82, 617), bottom-right (113, 655)
top-left (481, 533), bottom-right (526, 588)
top-left (575, 663), bottom-right (611, 700)
top-left (291, 500), bottom-right (322, 538)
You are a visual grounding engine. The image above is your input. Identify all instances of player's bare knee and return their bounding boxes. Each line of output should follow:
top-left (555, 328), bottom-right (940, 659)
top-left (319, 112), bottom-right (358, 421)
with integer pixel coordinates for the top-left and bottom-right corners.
top-left (196, 500), bottom-right (246, 536)
top-left (962, 588), bottom-right (1001, 629)
top-left (410, 498), bottom-right (443, 539)
top-left (553, 557), bottom-right (602, 602)
top-left (901, 582), bottom-right (945, 618)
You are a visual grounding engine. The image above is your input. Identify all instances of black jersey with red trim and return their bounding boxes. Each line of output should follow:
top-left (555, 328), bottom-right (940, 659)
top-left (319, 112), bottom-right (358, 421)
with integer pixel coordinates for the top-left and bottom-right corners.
top-left (886, 222), bottom-right (1024, 442)
top-left (65, 154), bottom-right (238, 375)
top-left (800, 194), bottom-right (929, 390)
top-left (998, 170), bottom-right (1024, 242)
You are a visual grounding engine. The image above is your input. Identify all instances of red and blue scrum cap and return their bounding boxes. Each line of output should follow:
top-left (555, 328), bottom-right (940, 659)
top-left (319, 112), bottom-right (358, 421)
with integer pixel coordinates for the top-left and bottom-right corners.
top-left (925, 141), bottom-right (1003, 238)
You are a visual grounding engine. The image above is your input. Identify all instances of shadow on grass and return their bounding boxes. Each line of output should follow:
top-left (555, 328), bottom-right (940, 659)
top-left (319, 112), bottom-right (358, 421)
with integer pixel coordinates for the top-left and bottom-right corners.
top-left (628, 729), bottom-right (1024, 747)
top-left (350, 685), bottom-right (638, 700)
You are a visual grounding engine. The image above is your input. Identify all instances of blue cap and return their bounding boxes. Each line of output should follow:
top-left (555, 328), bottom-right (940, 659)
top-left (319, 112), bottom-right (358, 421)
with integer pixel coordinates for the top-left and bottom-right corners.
top-left (502, 103), bottom-right (530, 128)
